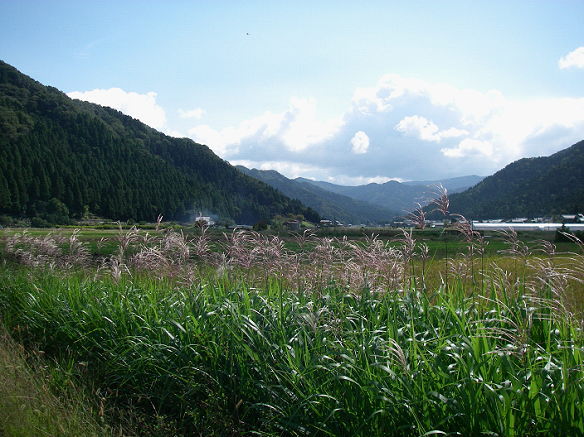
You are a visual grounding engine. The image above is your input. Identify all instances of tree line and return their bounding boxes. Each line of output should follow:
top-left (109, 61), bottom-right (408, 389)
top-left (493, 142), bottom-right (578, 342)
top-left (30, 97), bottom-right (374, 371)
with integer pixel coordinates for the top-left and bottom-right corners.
top-left (0, 61), bottom-right (319, 225)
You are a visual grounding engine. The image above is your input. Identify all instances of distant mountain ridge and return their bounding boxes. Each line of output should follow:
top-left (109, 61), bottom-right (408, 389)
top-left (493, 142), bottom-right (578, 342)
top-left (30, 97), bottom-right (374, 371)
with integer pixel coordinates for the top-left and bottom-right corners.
top-left (402, 175), bottom-right (484, 192)
top-left (296, 175), bottom-right (483, 214)
top-left (237, 167), bottom-right (398, 224)
top-left (0, 60), bottom-right (318, 224)
top-left (447, 140), bottom-right (584, 219)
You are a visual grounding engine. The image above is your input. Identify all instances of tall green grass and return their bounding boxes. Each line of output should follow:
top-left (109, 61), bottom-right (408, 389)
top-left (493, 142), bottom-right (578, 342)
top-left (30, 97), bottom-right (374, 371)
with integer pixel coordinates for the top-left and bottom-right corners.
top-left (0, 325), bottom-right (115, 437)
top-left (1, 262), bottom-right (582, 436)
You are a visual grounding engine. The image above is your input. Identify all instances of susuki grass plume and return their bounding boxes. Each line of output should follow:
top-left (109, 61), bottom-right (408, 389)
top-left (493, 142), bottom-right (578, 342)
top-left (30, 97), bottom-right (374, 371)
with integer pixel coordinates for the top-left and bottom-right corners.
top-left (407, 202), bottom-right (427, 230)
top-left (1, 217), bottom-right (584, 435)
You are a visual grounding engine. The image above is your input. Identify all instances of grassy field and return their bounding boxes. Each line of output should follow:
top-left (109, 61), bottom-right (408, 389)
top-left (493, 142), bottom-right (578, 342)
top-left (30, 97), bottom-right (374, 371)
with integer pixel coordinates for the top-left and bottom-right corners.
top-left (0, 224), bottom-right (577, 259)
top-left (0, 326), bottom-right (116, 437)
top-left (0, 225), bottom-right (583, 435)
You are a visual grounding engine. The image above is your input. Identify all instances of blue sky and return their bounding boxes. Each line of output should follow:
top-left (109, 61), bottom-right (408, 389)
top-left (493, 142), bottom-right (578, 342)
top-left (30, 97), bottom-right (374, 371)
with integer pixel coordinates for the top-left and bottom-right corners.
top-left (2, 1), bottom-right (584, 183)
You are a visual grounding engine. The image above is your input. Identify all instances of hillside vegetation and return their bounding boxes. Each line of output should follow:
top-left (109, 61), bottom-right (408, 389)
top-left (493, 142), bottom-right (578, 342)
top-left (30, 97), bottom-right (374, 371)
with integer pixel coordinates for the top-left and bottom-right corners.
top-left (298, 175), bottom-right (483, 214)
top-left (237, 166), bottom-right (398, 224)
top-left (448, 140), bottom-right (584, 219)
top-left (0, 226), bottom-right (583, 435)
top-left (0, 61), bottom-right (318, 225)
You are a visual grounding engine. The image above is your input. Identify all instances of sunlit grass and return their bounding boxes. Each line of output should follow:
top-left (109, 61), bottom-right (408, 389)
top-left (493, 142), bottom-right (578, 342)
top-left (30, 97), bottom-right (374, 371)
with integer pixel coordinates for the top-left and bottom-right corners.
top-left (0, 226), bottom-right (583, 435)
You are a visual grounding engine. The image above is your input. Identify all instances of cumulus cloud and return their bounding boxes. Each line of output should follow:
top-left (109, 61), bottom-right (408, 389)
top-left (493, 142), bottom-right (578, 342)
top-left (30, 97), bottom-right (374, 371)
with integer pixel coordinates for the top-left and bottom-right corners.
top-left (352, 74), bottom-right (505, 124)
top-left (188, 97), bottom-right (342, 157)
top-left (394, 115), bottom-right (468, 143)
top-left (188, 110), bottom-right (286, 156)
top-left (67, 88), bottom-right (167, 130)
top-left (183, 73), bottom-right (584, 182)
top-left (559, 47), bottom-right (584, 69)
top-left (395, 115), bottom-right (440, 141)
top-left (281, 98), bottom-right (343, 151)
top-left (441, 138), bottom-right (493, 158)
top-left (230, 160), bottom-right (330, 179)
top-left (178, 108), bottom-right (205, 119)
top-left (350, 131), bottom-right (370, 154)
top-left (347, 74), bottom-right (584, 169)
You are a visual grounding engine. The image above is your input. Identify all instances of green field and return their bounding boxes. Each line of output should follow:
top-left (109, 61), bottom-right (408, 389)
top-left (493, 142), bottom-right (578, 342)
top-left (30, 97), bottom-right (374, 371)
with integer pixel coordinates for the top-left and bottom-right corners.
top-left (0, 226), bottom-right (583, 436)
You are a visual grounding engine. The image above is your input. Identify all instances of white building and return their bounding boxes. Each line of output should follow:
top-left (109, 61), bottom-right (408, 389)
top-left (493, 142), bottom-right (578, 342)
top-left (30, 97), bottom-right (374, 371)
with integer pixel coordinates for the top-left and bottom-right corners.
top-left (195, 215), bottom-right (215, 226)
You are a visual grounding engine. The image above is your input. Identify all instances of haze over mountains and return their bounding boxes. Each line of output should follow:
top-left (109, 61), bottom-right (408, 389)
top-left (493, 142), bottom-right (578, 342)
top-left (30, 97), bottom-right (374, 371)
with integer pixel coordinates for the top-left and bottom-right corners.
top-left (297, 176), bottom-right (483, 214)
top-left (239, 167), bottom-right (484, 224)
top-left (237, 166), bottom-right (399, 224)
top-left (242, 142), bottom-right (584, 223)
top-left (402, 176), bottom-right (486, 192)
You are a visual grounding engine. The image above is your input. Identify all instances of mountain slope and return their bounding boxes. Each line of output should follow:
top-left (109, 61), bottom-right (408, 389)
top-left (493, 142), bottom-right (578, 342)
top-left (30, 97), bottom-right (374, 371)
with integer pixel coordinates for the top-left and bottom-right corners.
top-left (237, 167), bottom-right (398, 224)
top-left (297, 178), bottom-right (434, 213)
top-left (402, 175), bottom-right (484, 193)
top-left (0, 61), bottom-right (319, 224)
top-left (298, 175), bottom-right (483, 214)
top-left (447, 140), bottom-right (584, 219)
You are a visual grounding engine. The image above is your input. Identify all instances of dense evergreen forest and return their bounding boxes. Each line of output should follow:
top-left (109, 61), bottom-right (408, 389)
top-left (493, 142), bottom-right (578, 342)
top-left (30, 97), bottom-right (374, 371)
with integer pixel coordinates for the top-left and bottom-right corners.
top-left (0, 61), bottom-right (319, 224)
top-left (447, 139), bottom-right (584, 219)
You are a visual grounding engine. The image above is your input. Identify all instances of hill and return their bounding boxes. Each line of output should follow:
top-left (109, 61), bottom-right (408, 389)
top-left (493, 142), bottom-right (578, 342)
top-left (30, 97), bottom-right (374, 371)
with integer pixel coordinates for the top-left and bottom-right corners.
top-left (237, 167), bottom-right (398, 224)
top-left (402, 175), bottom-right (483, 192)
top-left (0, 61), bottom-right (319, 225)
top-left (296, 175), bottom-right (481, 214)
top-left (447, 140), bottom-right (584, 219)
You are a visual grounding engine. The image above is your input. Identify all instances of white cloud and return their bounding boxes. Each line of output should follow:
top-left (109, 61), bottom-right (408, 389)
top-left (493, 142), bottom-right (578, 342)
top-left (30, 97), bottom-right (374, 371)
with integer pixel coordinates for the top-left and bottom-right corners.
top-left (178, 108), bottom-right (206, 119)
top-left (188, 110), bottom-right (285, 156)
top-left (280, 98), bottom-right (343, 151)
top-left (395, 115), bottom-right (467, 142)
top-left (229, 160), bottom-right (328, 179)
top-left (395, 115), bottom-right (439, 141)
top-left (164, 129), bottom-right (185, 138)
top-left (188, 97), bottom-right (342, 157)
top-left (328, 175), bottom-right (404, 185)
top-left (230, 159), bottom-right (403, 186)
top-left (65, 66), bottom-right (584, 184)
top-left (559, 46), bottom-right (584, 69)
top-left (352, 74), bottom-right (505, 124)
top-left (67, 88), bottom-right (167, 130)
top-left (441, 138), bottom-right (493, 158)
top-left (183, 73), bottom-right (584, 181)
top-left (353, 74), bottom-right (584, 164)
top-left (476, 97), bottom-right (584, 161)
top-left (350, 131), bottom-right (370, 154)
top-left (439, 127), bottom-right (469, 139)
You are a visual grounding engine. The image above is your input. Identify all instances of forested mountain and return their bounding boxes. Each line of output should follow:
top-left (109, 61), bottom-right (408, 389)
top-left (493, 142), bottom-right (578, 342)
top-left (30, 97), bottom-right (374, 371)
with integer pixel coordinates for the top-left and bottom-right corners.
top-left (402, 175), bottom-right (483, 192)
top-left (447, 140), bottom-right (584, 219)
top-left (296, 178), bottom-right (433, 214)
top-left (297, 175), bottom-right (482, 214)
top-left (0, 61), bottom-right (319, 224)
top-left (237, 166), bottom-right (398, 224)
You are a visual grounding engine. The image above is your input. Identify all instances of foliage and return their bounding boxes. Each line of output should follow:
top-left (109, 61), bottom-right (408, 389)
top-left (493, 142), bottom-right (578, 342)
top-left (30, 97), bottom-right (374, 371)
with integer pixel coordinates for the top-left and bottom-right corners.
top-left (238, 166), bottom-right (398, 224)
top-left (446, 140), bottom-right (584, 219)
top-left (298, 176), bottom-right (483, 215)
top-left (0, 61), bottom-right (319, 225)
top-left (555, 225), bottom-right (584, 243)
top-left (1, 225), bottom-right (583, 435)
top-left (0, 326), bottom-right (113, 437)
